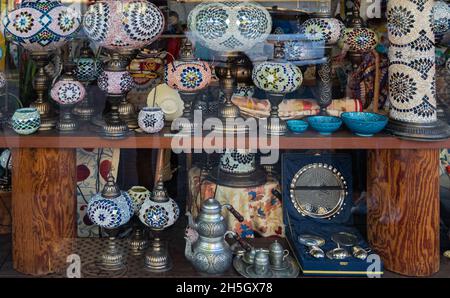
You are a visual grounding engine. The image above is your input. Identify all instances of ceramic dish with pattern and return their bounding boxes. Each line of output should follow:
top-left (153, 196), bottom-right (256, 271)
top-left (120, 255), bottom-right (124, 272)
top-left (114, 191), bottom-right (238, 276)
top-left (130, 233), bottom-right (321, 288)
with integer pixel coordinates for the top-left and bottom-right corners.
top-left (341, 112), bottom-right (388, 137)
top-left (308, 116), bottom-right (342, 135)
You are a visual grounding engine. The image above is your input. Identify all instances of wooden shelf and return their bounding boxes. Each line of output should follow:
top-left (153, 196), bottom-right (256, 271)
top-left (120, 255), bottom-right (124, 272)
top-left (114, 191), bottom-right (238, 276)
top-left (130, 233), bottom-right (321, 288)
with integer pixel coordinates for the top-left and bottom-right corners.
top-left (1, 125), bottom-right (450, 150)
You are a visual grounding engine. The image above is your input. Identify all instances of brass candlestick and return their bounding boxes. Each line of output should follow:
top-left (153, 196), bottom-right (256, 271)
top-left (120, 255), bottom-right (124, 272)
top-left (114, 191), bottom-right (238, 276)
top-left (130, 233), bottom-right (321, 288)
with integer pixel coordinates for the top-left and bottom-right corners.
top-left (118, 49), bottom-right (139, 130)
top-left (30, 52), bottom-right (56, 130)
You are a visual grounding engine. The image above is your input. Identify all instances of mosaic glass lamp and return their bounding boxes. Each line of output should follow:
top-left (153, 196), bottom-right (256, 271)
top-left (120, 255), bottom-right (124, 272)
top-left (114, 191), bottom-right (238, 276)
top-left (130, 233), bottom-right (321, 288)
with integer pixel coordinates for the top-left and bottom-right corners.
top-left (73, 41), bottom-right (102, 121)
top-left (187, 1), bottom-right (272, 54)
top-left (97, 53), bottom-right (135, 139)
top-left (252, 43), bottom-right (303, 136)
top-left (166, 40), bottom-right (212, 133)
top-left (86, 172), bottom-right (133, 272)
top-left (386, 0), bottom-right (450, 140)
top-left (433, 0), bottom-right (450, 39)
top-left (83, 0), bottom-right (165, 130)
top-left (50, 64), bottom-right (86, 131)
top-left (340, 0), bottom-right (378, 68)
top-left (299, 0), bottom-right (343, 114)
top-left (139, 177), bottom-right (179, 272)
top-left (2, 0), bottom-right (81, 130)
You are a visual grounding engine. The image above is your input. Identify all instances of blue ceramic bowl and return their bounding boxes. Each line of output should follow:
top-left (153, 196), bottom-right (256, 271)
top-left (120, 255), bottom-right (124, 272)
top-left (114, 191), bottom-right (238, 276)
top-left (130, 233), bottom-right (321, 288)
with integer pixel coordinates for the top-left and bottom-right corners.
top-left (341, 112), bottom-right (388, 137)
top-left (308, 116), bottom-right (342, 135)
top-left (287, 120), bottom-right (308, 134)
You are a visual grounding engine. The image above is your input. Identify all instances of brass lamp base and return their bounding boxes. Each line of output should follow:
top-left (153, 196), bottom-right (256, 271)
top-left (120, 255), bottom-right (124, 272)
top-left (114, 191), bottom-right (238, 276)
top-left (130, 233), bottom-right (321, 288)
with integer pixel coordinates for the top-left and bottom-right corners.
top-left (73, 97), bottom-right (96, 121)
top-left (386, 118), bottom-right (450, 141)
top-left (129, 228), bottom-right (149, 256)
top-left (102, 95), bottom-right (129, 139)
top-left (98, 237), bottom-right (127, 271)
top-left (57, 105), bottom-right (78, 132)
top-left (144, 237), bottom-right (172, 272)
top-left (118, 101), bottom-right (138, 129)
top-left (30, 101), bottom-right (56, 130)
top-left (263, 118), bottom-right (287, 136)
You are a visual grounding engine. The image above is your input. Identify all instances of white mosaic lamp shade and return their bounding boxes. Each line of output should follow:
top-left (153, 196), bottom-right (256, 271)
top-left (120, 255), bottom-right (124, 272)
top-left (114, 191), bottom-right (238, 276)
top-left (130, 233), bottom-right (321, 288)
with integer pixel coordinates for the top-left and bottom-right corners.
top-left (252, 61), bottom-right (303, 94)
top-left (219, 149), bottom-right (256, 174)
top-left (387, 0), bottom-right (437, 124)
top-left (187, 1), bottom-right (272, 53)
top-left (433, 0), bottom-right (450, 36)
top-left (299, 18), bottom-right (345, 45)
top-left (2, 0), bottom-right (81, 52)
top-left (83, 0), bottom-right (164, 51)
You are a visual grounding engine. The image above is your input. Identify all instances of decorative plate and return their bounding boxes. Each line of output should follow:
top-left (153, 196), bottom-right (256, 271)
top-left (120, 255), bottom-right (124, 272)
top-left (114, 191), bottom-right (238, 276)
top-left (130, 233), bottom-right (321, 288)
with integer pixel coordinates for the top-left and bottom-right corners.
top-left (2, 0), bottom-right (81, 52)
top-left (98, 70), bottom-right (135, 95)
top-left (187, 1), bottom-right (272, 52)
top-left (87, 191), bottom-right (133, 229)
top-left (252, 61), bottom-right (303, 94)
top-left (147, 83), bottom-right (184, 121)
top-left (51, 79), bottom-right (86, 105)
top-left (165, 60), bottom-right (212, 92)
top-left (299, 18), bottom-right (345, 45)
top-left (83, 0), bottom-right (164, 51)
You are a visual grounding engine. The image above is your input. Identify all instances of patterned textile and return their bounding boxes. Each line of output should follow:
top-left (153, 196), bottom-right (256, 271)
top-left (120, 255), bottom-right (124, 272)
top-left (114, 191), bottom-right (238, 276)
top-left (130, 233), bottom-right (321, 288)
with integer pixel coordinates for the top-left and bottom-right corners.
top-left (188, 167), bottom-right (284, 238)
top-left (232, 96), bottom-right (362, 120)
top-left (347, 52), bottom-right (390, 111)
top-left (76, 148), bottom-right (120, 237)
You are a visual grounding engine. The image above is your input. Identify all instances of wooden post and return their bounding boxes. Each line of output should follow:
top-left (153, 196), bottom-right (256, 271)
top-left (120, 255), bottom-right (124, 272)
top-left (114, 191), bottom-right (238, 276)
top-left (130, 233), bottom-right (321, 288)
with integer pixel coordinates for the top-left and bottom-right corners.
top-left (367, 149), bottom-right (440, 276)
top-left (12, 148), bottom-right (77, 276)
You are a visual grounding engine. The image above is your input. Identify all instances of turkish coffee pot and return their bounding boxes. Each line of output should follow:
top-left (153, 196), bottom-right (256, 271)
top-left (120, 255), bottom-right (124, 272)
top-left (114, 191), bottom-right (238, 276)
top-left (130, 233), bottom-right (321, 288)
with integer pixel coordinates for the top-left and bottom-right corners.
top-left (185, 197), bottom-right (244, 275)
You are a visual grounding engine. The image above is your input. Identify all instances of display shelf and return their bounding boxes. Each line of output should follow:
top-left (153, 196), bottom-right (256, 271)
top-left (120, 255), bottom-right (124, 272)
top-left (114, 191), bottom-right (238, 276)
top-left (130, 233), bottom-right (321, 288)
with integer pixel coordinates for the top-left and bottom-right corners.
top-left (1, 126), bottom-right (450, 150)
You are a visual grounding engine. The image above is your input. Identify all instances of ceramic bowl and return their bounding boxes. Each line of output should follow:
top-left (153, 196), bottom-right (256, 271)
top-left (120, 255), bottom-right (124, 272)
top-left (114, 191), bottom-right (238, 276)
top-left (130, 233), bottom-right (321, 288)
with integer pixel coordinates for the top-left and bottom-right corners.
top-left (287, 120), bottom-right (308, 134)
top-left (308, 116), bottom-right (342, 135)
top-left (11, 108), bottom-right (40, 135)
top-left (341, 112), bottom-right (388, 137)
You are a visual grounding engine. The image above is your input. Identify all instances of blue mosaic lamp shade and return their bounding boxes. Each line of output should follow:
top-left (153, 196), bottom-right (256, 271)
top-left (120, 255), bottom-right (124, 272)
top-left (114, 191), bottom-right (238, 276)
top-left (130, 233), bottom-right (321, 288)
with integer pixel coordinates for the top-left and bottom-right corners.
top-left (74, 56), bottom-right (102, 83)
top-left (87, 174), bottom-right (133, 229)
top-left (2, 0), bottom-right (81, 52)
top-left (187, 1), bottom-right (272, 53)
top-left (387, 0), bottom-right (437, 124)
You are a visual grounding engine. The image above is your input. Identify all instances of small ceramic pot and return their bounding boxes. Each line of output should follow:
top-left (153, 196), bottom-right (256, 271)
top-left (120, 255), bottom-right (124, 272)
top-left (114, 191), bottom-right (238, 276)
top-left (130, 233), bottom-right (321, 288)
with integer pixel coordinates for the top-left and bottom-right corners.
top-left (11, 108), bottom-right (40, 135)
top-left (127, 186), bottom-right (152, 215)
top-left (138, 107), bottom-right (165, 134)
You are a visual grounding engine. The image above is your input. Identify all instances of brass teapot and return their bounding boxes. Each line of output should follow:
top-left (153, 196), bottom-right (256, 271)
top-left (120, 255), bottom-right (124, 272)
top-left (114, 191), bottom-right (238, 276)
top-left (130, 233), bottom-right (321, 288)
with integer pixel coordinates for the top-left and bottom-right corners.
top-left (185, 197), bottom-right (243, 275)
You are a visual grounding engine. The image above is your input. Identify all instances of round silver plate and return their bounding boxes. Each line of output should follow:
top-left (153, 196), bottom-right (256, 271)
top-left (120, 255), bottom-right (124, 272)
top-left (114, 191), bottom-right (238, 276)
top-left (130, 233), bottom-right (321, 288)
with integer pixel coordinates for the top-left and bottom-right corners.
top-left (289, 163), bottom-right (347, 219)
top-left (331, 232), bottom-right (358, 247)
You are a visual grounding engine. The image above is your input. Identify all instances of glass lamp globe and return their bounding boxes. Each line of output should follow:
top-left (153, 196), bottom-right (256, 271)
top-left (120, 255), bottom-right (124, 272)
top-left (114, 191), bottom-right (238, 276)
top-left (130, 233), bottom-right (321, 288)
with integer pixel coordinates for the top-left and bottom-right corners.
top-left (433, 0), bottom-right (450, 36)
top-left (98, 70), bottom-right (135, 96)
top-left (252, 61), bottom-right (303, 94)
top-left (0, 149), bottom-right (11, 170)
top-left (83, 0), bottom-right (164, 54)
top-left (74, 43), bottom-right (102, 83)
top-left (187, 1), bottom-right (272, 53)
top-left (2, 0), bottom-right (80, 52)
top-left (166, 61), bottom-right (212, 93)
top-left (87, 173), bottom-right (133, 229)
top-left (300, 18), bottom-right (345, 45)
top-left (340, 27), bottom-right (378, 53)
top-left (252, 50), bottom-right (303, 136)
top-left (139, 178), bottom-right (179, 272)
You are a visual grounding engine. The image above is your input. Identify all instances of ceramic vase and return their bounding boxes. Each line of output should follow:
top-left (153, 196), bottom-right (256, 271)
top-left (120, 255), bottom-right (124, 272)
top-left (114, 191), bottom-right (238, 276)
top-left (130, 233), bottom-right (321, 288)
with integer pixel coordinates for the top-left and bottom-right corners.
top-left (11, 108), bottom-right (40, 135)
top-left (138, 107), bottom-right (165, 134)
top-left (187, 1), bottom-right (272, 52)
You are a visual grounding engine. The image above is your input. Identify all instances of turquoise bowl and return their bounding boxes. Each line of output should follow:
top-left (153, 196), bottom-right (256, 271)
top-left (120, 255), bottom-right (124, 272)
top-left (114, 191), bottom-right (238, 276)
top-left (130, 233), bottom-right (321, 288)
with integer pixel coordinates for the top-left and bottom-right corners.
top-left (308, 116), bottom-right (342, 135)
top-left (287, 120), bottom-right (308, 134)
top-left (341, 112), bottom-right (388, 137)
top-left (11, 108), bottom-right (40, 135)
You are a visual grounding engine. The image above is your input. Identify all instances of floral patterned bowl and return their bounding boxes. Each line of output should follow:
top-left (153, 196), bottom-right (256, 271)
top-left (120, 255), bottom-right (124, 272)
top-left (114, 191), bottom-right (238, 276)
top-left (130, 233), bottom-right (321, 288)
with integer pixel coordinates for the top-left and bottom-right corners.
top-left (308, 116), bottom-right (342, 135)
top-left (341, 112), bottom-right (388, 137)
